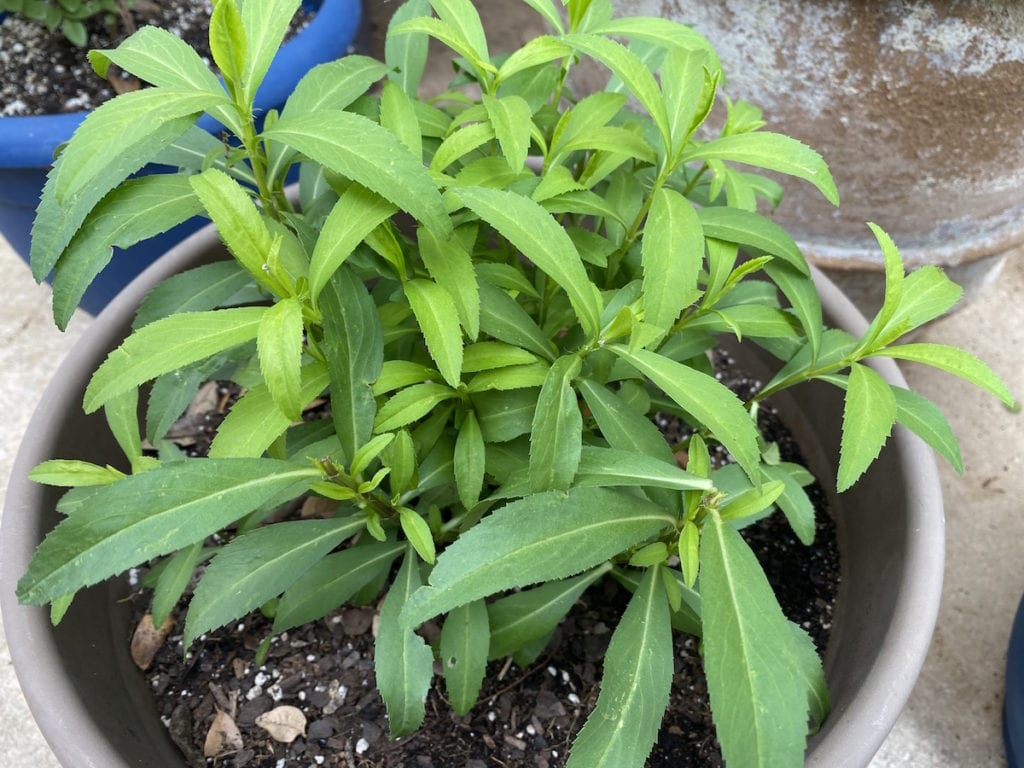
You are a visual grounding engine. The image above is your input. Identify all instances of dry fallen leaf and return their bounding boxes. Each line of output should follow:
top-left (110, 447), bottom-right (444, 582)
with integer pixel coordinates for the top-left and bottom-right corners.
top-left (204, 708), bottom-right (243, 758)
top-left (300, 494), bottom-right (337, 519)
top-left (255, 705), bottom-right (307, 744)
top-left (130, 613), bottom-right (174, 671)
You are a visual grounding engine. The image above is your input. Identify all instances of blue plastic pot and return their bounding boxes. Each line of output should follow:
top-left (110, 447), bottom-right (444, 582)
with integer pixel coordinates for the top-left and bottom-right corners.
top-left (0, 0), bottom-right (361, 315)
top-left (1007, 595), bottom-right (1024, 767)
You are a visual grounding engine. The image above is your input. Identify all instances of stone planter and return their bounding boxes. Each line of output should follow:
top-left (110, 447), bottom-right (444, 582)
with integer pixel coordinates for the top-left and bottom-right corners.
top-left (614, 0), bottom-right (1024, 312)
top-left (0, 220), bottom-right (945, 767)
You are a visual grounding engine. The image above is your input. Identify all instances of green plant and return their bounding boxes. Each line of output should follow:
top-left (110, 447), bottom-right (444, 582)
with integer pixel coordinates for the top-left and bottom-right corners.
top-left (0, 0), bottom-right (130, 47)
top-left (17, 0), bottom-right (1016, 765)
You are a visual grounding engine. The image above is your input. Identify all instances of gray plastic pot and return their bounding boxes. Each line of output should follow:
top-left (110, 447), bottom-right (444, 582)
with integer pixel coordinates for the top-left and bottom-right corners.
top-left (0, 223), bottom-right (944, 767)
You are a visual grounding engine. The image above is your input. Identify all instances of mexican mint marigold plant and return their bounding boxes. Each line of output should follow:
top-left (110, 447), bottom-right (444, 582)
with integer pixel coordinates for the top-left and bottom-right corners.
top-left (18, 0), bottom-right (1016, 765)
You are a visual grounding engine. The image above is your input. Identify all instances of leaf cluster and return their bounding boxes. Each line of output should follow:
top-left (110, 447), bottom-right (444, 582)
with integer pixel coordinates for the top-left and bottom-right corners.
top-left (19, 1), bottom-right (1015, 767)
top-left (1, 0), bottom-right (128, 47)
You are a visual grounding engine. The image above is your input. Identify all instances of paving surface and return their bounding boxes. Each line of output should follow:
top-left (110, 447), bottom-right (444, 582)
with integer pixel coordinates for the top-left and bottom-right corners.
top-left (2, 2), bottom-right (1023, 765)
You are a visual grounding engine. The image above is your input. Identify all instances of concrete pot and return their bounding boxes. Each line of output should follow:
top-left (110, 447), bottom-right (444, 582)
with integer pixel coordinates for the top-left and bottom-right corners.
top-left (613, 0), bottom-right (1024, 312)
top-left (0, 0), bottom-right (362, 314)
top-left (0, 224), bottom-right (944, 767)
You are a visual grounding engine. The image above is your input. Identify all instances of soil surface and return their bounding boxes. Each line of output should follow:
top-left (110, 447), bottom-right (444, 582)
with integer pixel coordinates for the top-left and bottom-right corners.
top-left (0, 0), bottom-right (313, 116)
top-left (132, 357), bottom-right (840, 768)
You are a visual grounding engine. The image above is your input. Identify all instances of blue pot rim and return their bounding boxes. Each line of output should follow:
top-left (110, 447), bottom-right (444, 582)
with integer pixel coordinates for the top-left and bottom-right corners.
top-left (0, 0), bottom-right (361, 168)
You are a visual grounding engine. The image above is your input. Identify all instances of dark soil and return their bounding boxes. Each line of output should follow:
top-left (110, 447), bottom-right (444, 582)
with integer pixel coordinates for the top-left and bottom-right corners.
top-left (0, 0), bottom-right (314, 116)
top-left (131, 356), bottom-right (840, 768)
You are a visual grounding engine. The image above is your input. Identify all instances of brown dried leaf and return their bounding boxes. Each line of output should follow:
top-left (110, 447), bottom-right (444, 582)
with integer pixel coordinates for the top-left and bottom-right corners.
top-left (300, 494), bottom-right (337, 519)
top-left (130, 613), bottom-right (174, 671)
top-left (255, 705), bottom-right (307, 744)
top-left (204, 708), bottom-right (243, 758)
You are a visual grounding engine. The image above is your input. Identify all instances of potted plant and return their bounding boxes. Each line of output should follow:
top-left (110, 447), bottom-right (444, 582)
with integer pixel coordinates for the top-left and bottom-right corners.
top-left (0, 0), bottom-right (363, 315)
top-left (2, 0), bottom-right (1015, 766)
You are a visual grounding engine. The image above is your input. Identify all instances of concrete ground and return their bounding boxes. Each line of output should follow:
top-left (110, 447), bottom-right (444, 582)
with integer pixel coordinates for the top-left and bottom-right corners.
top-left (2, 2), bottom-right (1024, 764)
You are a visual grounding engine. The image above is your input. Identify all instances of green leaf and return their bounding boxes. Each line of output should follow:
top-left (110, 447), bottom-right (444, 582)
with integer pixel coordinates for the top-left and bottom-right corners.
top-left (404, 278), bottom-right (464, 388)
top-left (84, 308), bottom-right (267, 414)
top-left (697, 206), bottom-right (808, 276)
top-left (555, 125), bottom-right (657, 165)
top-left (454, 410), bottom-right (486, 509)
top-left (132, 260), bottom-right (252, 330)
top-left (860, 222), bottom-right (905, 349)
top-left (17, 459), bottom-right (318, 606)
top-left (89, 24), bottom-right (234, 128)
top-left (440, 599), bottom-right (490, 715)
top-left (893, 385), bottom-right (964, 473)
top-left (320, 268), bottom-right (385, 461)
top-left (210, 362), bottom-right (330, 458)
top-left (458, 186), bottom-right (602, 338)
top-left (701, 510), bottom-right (809, 768)
top-left (482, 94), bottom-right (533, 172)
top-left (517, 0), bottom-right (564, 33)
top-left (375, 382), bottom-right (458, 434)
top-left (878, 265), bottom-right (962, 347)
top-left (477, 282), bottom-right (556, 362)
top-left (376, 548), bottom-right (435, 736)
top-left (661, 46), bottom-right (712, 154)
top-left (273, 541), bottom-right (404, 633)
top-left (380, 79), bottom-right (424, 158)
top-left (30, 89), bottom-right (223, 280)
top-left (103, 387), bottom-right (144, 470)
top-left (761, 464), bottom-right (817, 545)
top-left (577, 379), bottom-right (676, 464)
top-left (487, 565), bottom-right (608, 660)
top-left (431, 0), bottom-right (490, 61)
top-left (610, 346), bottom-right (761, 481)
top-left (430, 121), bottom-right (495, 172)
top-left (309, 184), bottom-right (397, 302)
top-left (399, 507), bottom-right (436, 564)
top-left (874, 343), bottom-right (1016, 408)
top-left (257, 297), bottom-right (305, 421)
top-left (151, 541), bottom-right (203, 626)
top-left (497, 35), bottom-right (570, 82)
top-left (390, 16), bottom-right (496, 82)
top-left (718, 480), bottom-right (786, 523)
top-left (566, 567), bottom-right (672, 768)
top-left (462, 342), bottom-right (537, 372)
top-left (825, 374), bottom-right (965, 475)
top-left (283, 55), bottom-right (390, 117)
top-left (471, 388), bottom-right (538, 442)
top-left (264, 111), bottom-right (451, 236)
top-left (560, 32), bottom-right (670, 153)
top-left (240, 0), bottom-right (302, 107)
top-left (185, 515), bottom-right (362, 647)
top-left (642, 187), bottom-right (703, 331)
top-left (678, 521), bottom-right (699, 588)
top-left (401, 486), bottom-right (675, 626)
top-left (683, 132), bottom-right (839, 206)
top-left (29, 460), bottom-right (124, 487)
top-left (189, 167), bottom-right (282, 291)
top-left (576, 446), bottom-right (710, 492)
top-left (529, 355), bottom-right (583, 492)
top-left (209, 0), bottom-right (247, 94)
top-left (467, 363), bottom-right (550, 393)
top-left (385, 0), bottom-right (432, 96)
top-left (790, 622), bottom-right (831, 730)
top-left (838, 363), bottom-right (896, 493)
